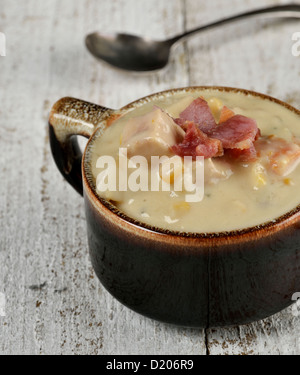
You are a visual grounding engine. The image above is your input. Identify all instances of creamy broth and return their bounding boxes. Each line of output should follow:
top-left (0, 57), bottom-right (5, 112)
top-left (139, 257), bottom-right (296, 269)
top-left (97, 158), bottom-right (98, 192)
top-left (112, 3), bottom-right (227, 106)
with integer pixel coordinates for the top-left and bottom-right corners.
top-left (90, 89), bottom-right (300, 233)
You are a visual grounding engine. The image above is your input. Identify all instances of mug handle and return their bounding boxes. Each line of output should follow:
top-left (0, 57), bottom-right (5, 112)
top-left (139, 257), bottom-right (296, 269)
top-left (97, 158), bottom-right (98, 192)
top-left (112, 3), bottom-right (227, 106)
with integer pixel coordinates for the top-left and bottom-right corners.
top-left (48, 97), bottom-right (113, 195)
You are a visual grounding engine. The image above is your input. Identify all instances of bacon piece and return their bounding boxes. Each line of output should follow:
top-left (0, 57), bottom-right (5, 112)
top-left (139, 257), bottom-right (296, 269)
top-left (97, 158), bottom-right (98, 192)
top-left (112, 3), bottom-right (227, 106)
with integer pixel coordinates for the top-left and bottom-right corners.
top-left (226, 144), bottom-right (258, 163)
top-left (209, 115), bottom-right (259, 150)
top-left (175, 97), bottom-right (217, 133)
top-left (171, 122), bottom-right (223, 159)
top-left (172, 100), bottom-right (261, 163)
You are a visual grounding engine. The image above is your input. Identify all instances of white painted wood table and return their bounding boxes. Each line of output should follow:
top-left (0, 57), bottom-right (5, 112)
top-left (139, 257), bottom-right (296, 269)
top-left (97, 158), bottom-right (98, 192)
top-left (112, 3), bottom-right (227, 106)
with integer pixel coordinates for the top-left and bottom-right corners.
top-left (0, 0), bottom-right (299, 355)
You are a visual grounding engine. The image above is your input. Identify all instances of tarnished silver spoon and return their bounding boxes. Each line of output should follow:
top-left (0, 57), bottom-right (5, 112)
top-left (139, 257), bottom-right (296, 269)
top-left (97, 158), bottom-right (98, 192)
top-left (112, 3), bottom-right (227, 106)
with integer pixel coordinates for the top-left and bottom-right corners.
top-left (85, 4), bottom-right (300, 72)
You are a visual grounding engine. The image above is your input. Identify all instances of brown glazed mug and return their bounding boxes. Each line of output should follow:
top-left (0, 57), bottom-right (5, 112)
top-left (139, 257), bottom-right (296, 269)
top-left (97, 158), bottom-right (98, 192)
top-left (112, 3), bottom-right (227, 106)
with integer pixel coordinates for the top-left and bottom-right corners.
top-left (48, 86), bottom-right (300, 328)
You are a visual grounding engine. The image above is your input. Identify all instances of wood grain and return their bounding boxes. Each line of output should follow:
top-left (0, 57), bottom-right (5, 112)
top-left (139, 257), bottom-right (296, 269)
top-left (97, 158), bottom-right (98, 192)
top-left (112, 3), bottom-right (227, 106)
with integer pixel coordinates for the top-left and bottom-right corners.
top-left (0, 0), bottom-right (299, 355)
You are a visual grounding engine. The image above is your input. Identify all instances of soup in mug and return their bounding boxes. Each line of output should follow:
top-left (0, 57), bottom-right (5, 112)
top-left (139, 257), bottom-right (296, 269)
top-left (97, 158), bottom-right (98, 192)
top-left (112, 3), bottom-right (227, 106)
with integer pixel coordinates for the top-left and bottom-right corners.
top-left (90, 89), bottom-right (300, 233)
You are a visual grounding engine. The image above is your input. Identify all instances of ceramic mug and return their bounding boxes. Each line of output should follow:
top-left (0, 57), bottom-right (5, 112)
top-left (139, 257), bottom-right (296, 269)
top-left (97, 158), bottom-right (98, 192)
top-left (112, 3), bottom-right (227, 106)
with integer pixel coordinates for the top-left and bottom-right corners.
top-left (48, 87), bottom-right (300, 328)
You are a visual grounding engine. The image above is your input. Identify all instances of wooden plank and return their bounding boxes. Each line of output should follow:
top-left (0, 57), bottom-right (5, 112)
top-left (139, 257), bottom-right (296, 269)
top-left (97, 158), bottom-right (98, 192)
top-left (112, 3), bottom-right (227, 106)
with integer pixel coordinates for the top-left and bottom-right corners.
top-left (0, 0), bottom-right (206, 355)
top-left (206, 306), bottom-right (300, 355)
top-left (185, 0), bottom-right (300, 355)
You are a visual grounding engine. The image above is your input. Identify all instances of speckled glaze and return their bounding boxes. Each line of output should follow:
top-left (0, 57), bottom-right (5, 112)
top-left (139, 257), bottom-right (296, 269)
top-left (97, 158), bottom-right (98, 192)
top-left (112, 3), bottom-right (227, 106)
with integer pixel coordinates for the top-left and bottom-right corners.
top-left (49, 87), bottom-right (300, 328)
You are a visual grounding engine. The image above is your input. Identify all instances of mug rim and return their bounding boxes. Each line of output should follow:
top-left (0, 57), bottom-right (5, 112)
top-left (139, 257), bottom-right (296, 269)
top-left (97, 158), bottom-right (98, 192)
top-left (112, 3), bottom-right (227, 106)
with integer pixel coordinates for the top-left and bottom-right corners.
top-left (81, 85), bottom-right (300, 245)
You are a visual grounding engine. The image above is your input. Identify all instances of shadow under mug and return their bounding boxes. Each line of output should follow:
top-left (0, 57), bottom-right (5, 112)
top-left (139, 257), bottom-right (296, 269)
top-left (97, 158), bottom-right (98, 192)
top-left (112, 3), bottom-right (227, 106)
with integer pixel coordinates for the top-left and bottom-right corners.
top-left (48, 87), bottom-right (300, 328)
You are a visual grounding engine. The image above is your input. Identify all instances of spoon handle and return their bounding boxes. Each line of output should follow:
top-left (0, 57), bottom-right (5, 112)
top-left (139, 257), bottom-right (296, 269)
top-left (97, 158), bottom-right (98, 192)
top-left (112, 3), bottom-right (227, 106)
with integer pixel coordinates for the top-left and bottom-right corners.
top-left (168, 4), bottom-right (300, 45)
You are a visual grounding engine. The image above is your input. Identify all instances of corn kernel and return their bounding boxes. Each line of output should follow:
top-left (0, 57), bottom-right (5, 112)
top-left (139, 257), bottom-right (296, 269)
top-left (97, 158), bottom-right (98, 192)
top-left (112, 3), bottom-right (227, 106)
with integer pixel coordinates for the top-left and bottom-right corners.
top-left (256, 173), bottom-right (267, 187)
top-left (207, 97), bottom-right (223, 121)
top-left (161, 168), bottom-right (175, 184)
top-left (173, 202), bottom-right (191, 213)
top-left (283, 178), bottom-right (294, 186)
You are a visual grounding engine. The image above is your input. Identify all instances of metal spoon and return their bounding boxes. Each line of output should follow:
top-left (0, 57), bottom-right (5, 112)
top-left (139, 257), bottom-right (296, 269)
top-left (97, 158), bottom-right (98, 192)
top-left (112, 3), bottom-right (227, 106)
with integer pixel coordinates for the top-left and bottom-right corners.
top-left (86, 4), bottom-right (300, 72)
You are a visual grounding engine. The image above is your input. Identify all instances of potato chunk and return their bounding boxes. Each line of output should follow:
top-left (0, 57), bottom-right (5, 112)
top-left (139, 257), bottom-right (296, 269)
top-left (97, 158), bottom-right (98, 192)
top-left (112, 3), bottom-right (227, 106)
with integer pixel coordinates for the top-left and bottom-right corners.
top-left (204, 158), bottom-right (233, 185)
top-left (121, 107), bottom-right (185, 160)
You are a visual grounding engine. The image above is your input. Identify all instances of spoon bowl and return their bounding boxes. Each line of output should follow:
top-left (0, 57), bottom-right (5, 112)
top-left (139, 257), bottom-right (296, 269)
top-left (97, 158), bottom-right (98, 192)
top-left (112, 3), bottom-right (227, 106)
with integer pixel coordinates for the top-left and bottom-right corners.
top-left (86, 32), bottom-right (171, 72)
